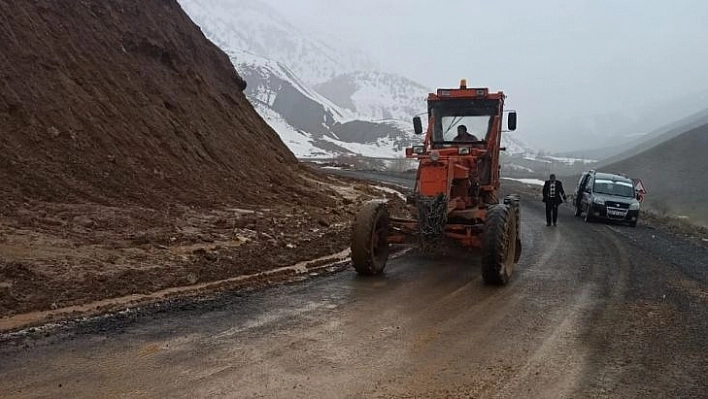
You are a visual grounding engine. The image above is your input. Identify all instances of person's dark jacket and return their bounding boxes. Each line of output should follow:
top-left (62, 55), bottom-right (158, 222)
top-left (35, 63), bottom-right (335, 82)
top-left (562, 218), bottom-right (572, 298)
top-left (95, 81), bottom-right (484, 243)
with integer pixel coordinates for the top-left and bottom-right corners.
top-left (453, 132), bottom-right (479, 142)
top-left (542, 180), bottom-right (566, 205)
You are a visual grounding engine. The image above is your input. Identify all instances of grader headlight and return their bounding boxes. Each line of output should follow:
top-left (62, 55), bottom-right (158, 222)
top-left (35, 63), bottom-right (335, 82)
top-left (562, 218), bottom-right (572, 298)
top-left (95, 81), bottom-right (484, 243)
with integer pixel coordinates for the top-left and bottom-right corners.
top-left (430, 150), bottom-right (441, 162)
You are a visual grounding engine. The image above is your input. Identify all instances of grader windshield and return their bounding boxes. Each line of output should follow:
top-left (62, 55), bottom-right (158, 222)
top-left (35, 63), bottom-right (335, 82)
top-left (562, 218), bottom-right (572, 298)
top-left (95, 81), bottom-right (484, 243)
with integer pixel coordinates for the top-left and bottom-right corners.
top-left (430, 98), bottom-right (500, 145)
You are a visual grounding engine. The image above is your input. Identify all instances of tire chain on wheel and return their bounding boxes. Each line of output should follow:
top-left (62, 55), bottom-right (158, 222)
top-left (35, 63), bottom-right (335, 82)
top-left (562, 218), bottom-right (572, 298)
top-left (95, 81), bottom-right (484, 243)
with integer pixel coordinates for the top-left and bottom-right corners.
top-left (504, 194), bottom-right (521, 263)
top-left (416, 194), bottom-right (448, 252)
top-left (481, 204), bottom-right (513, 285)
top-left (503, 194), bottom-right (522, 263)
top-left (503, 194), bottom-right (520, 234)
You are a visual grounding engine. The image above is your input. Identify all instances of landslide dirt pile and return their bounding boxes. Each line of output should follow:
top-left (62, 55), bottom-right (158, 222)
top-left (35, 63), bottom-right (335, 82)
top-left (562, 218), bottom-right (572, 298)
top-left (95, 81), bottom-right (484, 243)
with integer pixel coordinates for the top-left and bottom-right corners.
top-left (0, 0), bottom-right (411, 319)
top-left (603, 121), bottom-right (708, 225)
top-left (0, 0), bottom-right (311, 211)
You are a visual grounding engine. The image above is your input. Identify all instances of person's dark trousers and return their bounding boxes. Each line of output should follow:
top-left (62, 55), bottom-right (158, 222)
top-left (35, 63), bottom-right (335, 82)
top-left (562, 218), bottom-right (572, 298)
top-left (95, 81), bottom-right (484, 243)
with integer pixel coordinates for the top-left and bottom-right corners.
top-left (545, 202), bottom-right (558, 225)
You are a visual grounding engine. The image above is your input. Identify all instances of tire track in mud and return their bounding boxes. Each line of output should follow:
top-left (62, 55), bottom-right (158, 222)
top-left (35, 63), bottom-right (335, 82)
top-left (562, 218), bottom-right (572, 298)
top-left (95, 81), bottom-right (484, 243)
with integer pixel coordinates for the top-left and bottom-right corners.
top-left (458, 201), bottom-right (606, 398)
top-left (319, 201), bottom-right (615, 398)
top-left (458, 201), bottom-right (639, 398)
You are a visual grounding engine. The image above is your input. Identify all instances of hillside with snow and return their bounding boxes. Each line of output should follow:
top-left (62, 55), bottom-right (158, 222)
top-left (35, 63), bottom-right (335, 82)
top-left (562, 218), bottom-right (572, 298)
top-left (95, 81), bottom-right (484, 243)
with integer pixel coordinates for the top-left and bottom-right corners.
top-left (178, 0), bottom-right (375, 85)
top-left (232, 49), bottom-right (417, 158)
top-left (178, 0), bottom-right (535, 161)
top-left (179, 0), bottom-right (426, 158)
top-left (314, 71), bottom-right (429, 121)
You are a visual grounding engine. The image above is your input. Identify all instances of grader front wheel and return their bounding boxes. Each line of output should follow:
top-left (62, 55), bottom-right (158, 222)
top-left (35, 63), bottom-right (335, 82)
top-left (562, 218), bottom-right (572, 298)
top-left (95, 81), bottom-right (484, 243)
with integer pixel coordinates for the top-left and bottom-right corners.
top-left (351, 201), bottom-right (390, 275)
top-left (481, 204), bottom-right (518, 285)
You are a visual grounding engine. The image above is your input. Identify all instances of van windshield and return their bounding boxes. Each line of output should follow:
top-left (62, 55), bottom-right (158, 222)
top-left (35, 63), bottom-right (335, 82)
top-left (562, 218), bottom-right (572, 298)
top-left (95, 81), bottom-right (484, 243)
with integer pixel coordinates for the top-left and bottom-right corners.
top-left (593, 179), bottom-right (635, 197)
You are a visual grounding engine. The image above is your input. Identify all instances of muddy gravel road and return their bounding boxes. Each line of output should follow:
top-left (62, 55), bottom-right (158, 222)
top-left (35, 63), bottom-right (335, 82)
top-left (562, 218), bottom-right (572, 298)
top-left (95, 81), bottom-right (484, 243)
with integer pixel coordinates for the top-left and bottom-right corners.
top-left (1, 178), bottom-right (707, 398)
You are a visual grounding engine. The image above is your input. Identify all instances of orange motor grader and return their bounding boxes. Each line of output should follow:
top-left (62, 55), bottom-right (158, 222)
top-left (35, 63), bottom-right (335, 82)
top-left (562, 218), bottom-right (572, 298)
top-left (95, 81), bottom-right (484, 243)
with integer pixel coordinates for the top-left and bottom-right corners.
top-left (350, 80), bottom-right (521, 285)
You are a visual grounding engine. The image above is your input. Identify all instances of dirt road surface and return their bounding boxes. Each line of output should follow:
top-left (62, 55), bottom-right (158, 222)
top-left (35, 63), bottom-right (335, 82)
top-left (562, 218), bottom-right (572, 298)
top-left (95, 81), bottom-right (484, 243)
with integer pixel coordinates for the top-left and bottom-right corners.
top-left (1, 178), bottom-right (706, 398)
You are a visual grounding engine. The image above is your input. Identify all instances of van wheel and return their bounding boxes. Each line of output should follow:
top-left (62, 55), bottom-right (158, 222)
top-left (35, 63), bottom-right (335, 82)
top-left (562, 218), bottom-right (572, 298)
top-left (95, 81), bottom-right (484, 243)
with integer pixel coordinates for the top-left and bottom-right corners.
top-left (584, 208), bottom-right (594, 223)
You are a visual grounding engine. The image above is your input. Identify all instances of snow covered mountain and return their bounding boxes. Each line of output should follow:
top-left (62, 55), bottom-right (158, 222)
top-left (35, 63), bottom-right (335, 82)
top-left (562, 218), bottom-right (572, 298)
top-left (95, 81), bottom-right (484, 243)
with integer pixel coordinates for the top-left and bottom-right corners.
top-left (178, 0), bottom-right (376, 86)
top-left (179, 0), bottom-right (422, 158)
top-left (502, 134), bottom-right (533, 157)
top-left (314, 71), bottom-right (429, 121)
top-left (178, 0), bottom-right (534, 160)
top-left (232, 49), bottom-right (417, 157)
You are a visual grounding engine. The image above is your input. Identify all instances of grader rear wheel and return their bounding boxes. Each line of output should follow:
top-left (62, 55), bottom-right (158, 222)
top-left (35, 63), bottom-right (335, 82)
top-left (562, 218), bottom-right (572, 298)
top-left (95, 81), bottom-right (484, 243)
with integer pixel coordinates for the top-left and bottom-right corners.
top-left (481, 204), bottom-right (517, 285)
top-left (351, 201), bottom-right (390, 275)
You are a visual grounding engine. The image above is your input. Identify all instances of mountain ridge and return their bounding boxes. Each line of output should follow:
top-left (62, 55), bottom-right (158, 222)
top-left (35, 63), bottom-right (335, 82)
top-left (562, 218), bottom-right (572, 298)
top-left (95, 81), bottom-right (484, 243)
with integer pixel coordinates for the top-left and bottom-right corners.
top-left (178, 0), bottom-right (535, 159)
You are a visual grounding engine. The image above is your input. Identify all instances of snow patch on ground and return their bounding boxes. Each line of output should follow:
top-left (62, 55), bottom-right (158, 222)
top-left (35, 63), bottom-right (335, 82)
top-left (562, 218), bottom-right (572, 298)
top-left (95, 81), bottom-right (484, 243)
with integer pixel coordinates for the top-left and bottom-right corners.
top-left (502, 134), bottom-right (533, 156)
top-left (345, 72), bottom-right (428, 121)
top-left (504, 178), bottom-right (545, 186)
top-left (523, 154), bottom-right (597, 165)
top-left (372, 185), bottom-right (407, 201)
top-left (506, 163), bottom-right (535, 173)
top-left (544, 155), bottom-right (597, 164)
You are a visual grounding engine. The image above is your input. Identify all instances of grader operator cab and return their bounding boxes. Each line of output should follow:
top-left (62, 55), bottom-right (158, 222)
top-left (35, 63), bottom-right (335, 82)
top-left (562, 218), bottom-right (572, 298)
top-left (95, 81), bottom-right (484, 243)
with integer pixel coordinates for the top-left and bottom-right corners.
top-left (350, 80), bottom-right (521, 285)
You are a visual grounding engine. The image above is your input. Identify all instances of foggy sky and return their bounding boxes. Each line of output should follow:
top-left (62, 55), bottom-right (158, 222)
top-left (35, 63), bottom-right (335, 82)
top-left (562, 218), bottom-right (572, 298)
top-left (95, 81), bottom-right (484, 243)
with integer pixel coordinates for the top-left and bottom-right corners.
top-left (264, 0), bottom-right (708, 150)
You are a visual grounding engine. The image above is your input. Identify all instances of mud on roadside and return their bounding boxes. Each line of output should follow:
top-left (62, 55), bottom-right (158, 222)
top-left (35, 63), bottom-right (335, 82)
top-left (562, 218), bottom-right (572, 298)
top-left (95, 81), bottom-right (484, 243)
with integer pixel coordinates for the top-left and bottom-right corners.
top-left (0, 173), bottom-right (410, 322)
top-left (0, 176), bottom-right (592, 327)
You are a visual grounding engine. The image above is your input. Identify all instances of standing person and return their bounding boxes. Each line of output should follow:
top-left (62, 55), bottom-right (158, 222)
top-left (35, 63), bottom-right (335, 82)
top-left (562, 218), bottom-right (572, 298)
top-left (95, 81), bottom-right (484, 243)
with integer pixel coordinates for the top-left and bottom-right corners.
top-left (542, 174), bottom-right (566, 226)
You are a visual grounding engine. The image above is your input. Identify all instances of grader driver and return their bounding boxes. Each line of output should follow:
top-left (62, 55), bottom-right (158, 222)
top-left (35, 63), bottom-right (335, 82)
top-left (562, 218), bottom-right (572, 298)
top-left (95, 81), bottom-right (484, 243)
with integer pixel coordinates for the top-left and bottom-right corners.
top-left (350, 80), bottom-right (521, 285)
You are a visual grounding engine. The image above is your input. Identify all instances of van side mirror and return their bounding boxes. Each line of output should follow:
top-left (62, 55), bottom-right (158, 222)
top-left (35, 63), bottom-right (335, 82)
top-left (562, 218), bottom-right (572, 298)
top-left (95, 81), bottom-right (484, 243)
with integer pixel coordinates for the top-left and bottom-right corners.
top-left (508, 111), bottom-right (517, 131)
top-left (413, 116), bottom-right (423, 135)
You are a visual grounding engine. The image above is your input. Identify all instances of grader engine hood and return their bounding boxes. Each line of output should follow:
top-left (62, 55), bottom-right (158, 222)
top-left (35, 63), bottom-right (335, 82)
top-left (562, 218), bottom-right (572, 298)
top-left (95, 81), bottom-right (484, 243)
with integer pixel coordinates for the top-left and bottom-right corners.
top-left (418, 163), bottom-right (448, 197)
top-left (417, 157), bottom-right (477, 197)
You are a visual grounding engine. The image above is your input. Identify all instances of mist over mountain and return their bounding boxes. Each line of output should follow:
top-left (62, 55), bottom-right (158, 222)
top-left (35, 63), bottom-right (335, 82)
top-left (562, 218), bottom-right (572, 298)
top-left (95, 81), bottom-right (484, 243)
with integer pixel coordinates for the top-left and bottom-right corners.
top-left (601, 119), bottom-right (708, 226)
top-left (314, 71), bottom-right (429, 121)
top-left (178, 0), bottom-right (377, 85)
top-left (232, 48), bottom-right (418, 158)
top-left (532, 87), bottom-right (708, 154)
top-left (178, 0), bottom-right (534, 159)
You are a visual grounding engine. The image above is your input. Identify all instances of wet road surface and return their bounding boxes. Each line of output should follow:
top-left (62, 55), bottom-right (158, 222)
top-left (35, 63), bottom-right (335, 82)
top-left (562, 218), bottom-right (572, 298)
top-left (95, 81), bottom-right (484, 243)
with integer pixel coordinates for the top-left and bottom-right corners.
top-left (1, 195), bottom-right (706, 398)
